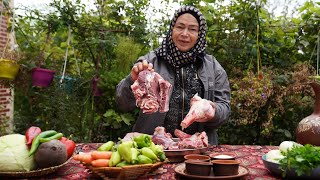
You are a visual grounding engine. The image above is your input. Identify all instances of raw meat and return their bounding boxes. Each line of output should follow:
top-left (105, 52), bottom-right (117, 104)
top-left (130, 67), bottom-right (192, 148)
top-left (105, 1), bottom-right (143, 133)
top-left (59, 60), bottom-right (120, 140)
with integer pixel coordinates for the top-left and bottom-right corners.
top-left (152, 127), bottom-right (174, 149)
top-left (131, 70), bottom-right (172, 114)
top-left (177, 131), bottom-right (209, 149)
top-left (152, 126), bottom-right (208, 150)
top-left (174, 129), bottom-right (191, 140)
top-left (122, 132), bottom-right (145, 142)
top-left (180, 94), bottom-right (215, 129)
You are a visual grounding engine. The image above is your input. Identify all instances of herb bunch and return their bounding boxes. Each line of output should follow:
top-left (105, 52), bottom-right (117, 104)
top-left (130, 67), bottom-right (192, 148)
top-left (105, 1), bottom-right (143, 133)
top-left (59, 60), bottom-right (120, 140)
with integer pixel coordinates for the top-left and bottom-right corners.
top-left (279, 144), bottom-right (320, 176)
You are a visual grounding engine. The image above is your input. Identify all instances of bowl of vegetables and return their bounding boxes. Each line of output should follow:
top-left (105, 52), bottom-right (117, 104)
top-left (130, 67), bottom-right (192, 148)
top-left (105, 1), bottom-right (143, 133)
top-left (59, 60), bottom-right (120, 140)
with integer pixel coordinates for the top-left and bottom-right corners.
top-left (263, 141), bottom-right (320, 178)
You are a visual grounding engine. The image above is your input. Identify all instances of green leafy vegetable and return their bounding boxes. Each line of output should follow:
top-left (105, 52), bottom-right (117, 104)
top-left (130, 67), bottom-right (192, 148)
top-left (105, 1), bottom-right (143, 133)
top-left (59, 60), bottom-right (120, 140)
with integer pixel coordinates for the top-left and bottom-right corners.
top-left (0, 134), bottom-right (36, 172)
top-left (279, 144), bottom-right (320, 177)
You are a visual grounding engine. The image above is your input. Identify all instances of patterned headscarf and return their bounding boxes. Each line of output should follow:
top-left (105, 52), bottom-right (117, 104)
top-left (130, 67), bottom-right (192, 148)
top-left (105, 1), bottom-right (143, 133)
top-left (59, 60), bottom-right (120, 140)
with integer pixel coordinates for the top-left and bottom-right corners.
top-left (155, 6), bottom-right (207, 68)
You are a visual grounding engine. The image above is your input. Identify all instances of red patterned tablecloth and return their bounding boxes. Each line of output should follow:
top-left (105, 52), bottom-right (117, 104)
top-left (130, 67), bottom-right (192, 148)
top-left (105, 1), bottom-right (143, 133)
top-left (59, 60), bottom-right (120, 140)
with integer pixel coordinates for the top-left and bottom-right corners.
top-left (4, 143), bottom-right (282, 180)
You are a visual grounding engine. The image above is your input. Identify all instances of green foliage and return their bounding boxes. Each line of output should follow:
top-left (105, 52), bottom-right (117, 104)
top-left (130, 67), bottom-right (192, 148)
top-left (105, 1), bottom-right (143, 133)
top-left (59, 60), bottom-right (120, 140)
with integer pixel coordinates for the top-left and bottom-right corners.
top-left (279, 144), bottom-right (320, 176)
top-left (8, 0), bottom-right (320, 146)
top-left (13, 77), bottom-right (94, 142)
top-left (113, 36), bottom-right (143, 72)
top-left (219, 63), bottom-right (315, 145)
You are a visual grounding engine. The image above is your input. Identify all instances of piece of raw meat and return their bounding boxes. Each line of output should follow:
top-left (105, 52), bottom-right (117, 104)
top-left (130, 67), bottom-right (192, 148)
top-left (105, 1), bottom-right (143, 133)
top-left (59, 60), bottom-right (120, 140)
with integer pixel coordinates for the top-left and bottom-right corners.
top-left (174, 129), bottom-right (192, 140)
top-left (151, 127), bottom-right (209, 149)
top-left (152, 127), bottom-right (174, 149)
top-left (177, 131), bottom-right (209, 149)
top-left (131, 70), bottom-right (172, 114)
top-left (122, 132), bottom-right (145, 142)
top-left (180, 94), bottom-right (215, 129)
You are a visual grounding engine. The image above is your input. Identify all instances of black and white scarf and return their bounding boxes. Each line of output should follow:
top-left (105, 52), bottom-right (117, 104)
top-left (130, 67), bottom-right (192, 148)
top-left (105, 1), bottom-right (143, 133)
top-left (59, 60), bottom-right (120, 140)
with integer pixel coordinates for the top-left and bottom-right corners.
top-left (155, 5), bottom-right (207, 68)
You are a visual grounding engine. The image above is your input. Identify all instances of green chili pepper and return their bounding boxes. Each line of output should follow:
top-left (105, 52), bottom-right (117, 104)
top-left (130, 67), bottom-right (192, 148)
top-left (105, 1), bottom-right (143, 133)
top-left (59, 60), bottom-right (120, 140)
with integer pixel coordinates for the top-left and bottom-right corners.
top-left (118, 141), bottom-right (134, 163)
top-left (28, 130), bottom-right (57, 156)
top-left (39, 133), bottom-right (63, 143)
top-left (109, 150), bottom-right (121, 167)
top-left (137, 155), bottom-right (153, 164)
top-left (141, 147), bottom-right (158, 161)
top-left (116, 161), bottom-right (131, 167)
top-left (98, 141), bottom-right (115, 151)
top-left (133, 134), bottom-right (152, 148)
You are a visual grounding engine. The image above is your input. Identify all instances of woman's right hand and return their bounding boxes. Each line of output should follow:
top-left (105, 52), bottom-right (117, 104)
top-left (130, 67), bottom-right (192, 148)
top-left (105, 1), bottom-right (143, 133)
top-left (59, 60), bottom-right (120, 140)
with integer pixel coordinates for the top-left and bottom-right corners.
top-left (131, 60), bottom-right (154, 81)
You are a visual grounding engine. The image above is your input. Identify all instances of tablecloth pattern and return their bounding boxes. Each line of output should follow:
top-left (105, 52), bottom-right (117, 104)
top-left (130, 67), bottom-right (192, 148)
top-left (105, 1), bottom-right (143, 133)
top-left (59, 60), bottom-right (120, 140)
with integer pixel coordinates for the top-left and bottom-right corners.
top-left (4, 143), bottom-right (282, 180)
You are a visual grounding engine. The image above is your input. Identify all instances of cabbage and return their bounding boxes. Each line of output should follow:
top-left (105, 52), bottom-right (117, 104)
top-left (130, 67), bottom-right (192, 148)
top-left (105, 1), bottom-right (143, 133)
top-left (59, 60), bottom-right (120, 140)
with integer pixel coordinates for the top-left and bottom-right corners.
top-left (0, 134), bottom-right (36, 172)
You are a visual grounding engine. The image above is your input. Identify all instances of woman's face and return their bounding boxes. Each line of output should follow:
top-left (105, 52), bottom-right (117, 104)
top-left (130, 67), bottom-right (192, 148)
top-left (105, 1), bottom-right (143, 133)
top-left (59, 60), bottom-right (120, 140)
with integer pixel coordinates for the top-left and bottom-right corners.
top-left (172, 13), bottom-right (199, 52)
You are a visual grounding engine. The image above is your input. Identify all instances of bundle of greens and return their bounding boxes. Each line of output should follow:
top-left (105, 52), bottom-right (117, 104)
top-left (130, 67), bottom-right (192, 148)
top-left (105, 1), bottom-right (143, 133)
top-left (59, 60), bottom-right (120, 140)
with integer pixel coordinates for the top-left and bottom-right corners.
top-left (279, 144), bottom-right (320, 177)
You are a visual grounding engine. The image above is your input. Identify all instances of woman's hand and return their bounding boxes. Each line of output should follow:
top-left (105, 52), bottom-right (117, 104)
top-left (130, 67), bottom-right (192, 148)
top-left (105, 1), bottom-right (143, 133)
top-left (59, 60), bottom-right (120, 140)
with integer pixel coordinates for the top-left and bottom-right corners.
top-left (131, 60), bottom-right (154, 81)
top-left (181, 96), bottom-right (216, 129)
top-left (194, 100), bottom-right (216, 122)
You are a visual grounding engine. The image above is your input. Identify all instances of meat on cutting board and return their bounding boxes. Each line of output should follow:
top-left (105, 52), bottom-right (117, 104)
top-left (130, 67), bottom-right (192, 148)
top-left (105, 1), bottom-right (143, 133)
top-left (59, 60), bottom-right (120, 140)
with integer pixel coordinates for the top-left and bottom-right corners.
top-left (131, 70), bottom-right (172, 114)
top-left (180, 94), bottom-right (215, 129)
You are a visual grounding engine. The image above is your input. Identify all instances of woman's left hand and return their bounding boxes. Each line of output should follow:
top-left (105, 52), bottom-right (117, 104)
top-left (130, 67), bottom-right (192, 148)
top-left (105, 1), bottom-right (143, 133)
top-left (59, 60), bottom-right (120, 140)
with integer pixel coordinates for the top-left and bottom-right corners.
top-left (181, 95), bottom-right (216, 129)
top-left (131, 60), bottom-right (154, 81)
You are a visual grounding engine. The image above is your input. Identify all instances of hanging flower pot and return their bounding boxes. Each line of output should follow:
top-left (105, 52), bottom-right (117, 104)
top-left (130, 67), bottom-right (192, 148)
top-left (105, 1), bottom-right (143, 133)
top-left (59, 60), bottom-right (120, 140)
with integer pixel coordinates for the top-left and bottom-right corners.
top-left (0, 59), bottom-right (20, 80)
top-left (31, 67), bottom-right (55, 87)
top-left (54, 75), bottom-right (78, 94)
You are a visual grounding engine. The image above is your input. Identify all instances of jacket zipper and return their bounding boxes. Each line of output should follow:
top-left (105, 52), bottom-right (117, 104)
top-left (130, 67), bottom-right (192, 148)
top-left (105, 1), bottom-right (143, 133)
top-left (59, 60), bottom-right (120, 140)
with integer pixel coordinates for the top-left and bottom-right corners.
top-left (181, 67), bottom-right (185, 120)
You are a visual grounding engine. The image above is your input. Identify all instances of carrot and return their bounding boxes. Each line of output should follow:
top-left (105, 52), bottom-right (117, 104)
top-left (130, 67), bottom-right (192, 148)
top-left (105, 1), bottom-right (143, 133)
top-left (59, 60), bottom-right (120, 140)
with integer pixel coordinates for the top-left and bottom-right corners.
top-left (73, 154), bottom-right (81, 161)
top-left (91, 150), bottom-right (112, 160)
top-left (91, 159), bottom-right (110, 167)
top-left (73, 153), bottom-right (93, 164)
top-left (81, 154), bottom-right (93, 164)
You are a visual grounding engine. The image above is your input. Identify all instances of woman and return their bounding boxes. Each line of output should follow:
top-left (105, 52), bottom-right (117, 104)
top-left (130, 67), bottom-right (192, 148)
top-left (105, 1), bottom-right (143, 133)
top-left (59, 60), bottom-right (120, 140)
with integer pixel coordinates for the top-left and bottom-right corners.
top-left (115, 5), bottom-right (231, 145)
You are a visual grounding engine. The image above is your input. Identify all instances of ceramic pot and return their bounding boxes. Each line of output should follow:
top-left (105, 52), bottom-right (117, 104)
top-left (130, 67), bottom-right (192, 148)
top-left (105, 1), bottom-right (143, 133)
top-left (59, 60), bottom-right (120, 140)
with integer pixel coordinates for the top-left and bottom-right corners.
top-left (212, 159), bottom-right (240, 176)
top-left (296, 82), bottom-right (320, 146)
top-left (184, 154), bottom-right (211, 162)
top-left (185, 160), bottom-right (212, 176)
top-left (31, 67), bottom-right (55, 87)
top-left (0, 59), bottom-right (20, 80)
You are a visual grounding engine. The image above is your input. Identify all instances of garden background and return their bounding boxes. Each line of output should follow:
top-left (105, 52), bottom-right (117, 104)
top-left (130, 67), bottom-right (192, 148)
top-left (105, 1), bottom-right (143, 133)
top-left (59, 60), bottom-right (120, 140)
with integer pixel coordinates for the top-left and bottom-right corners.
top-left (0, 0), bottom-right (319, 145)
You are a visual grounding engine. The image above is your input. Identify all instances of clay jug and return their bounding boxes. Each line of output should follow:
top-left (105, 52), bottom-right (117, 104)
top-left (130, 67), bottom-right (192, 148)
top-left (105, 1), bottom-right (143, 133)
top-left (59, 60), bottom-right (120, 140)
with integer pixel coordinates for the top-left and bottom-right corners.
top-left (296, 82), bottom-right (320, 145)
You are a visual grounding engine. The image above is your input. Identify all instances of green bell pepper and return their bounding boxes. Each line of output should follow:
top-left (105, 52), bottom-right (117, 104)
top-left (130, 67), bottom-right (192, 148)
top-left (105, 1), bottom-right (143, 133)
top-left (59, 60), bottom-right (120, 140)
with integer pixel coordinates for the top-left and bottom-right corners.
top-left (131, 147), bottom-right (139, 164)
top-left (141, 147), bottom-right (158, 161)
top-left (137, 154), bottom-right (153, 164)
top-left (98, 141), bottom-right (115, 151)
top-left (109, 150), bottom-right (121, 167)
top-left (118, 141), bottom-right (134, 163)
top-left (133, 134), bottom-right (152, 148)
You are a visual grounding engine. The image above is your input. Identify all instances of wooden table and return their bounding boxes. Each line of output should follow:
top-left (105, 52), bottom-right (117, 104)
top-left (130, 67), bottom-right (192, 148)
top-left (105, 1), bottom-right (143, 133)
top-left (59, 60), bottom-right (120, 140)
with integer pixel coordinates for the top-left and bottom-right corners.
top-left (3, 143), bottom-right (282, 180)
